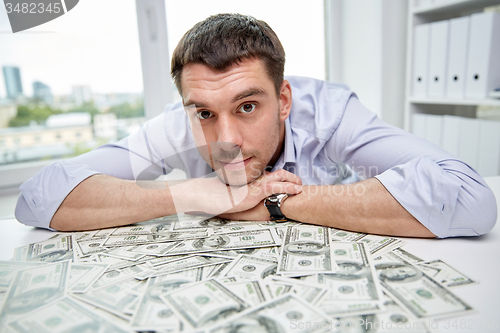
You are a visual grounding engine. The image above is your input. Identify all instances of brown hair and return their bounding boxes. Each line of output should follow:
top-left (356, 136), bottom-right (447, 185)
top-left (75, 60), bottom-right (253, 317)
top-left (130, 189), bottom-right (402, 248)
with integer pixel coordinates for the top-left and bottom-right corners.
top-left (171, 13), bottom-right (285, 97)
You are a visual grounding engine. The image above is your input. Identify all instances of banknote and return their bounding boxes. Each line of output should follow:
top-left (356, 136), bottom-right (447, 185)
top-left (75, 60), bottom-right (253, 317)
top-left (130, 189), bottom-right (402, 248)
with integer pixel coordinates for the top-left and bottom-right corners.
top-left (278, 225), bottom-right (338, 275)
top-left (225, 280), bottom-right (267, 306)
top-left (130, 274), bottom-right (190, 330)
top-left (103, 229), bottom-right (211, 247)
top-left (331, 229), bottom-right (404, 255)
top-left (165, 229), bottom-right (282, 256)
top-left (0, 261), bottom-right (70, 328)
top-left (109, 222), bottom-right (176, 236)
top-left (68, 263), bottom-right (110, 293)
top-left (77, 238), bottom-right (110, 256)
top-left (104, 246), bottom-right (147, 261)
top-left (136, 255), bottom-right (231, 280)
top-left (72, 279), bottom-right (140, 320)
top-left (8, 297), bottom-right (129, 333)
top-left (91, 264), bottom-right (150, 290)
top-left (373, 251), bottom-right (473, 318)
top-left (128, 241), bottom-right (183, 256)
top-left (0, 261), bottom-right (45, 291)
top-left (211, 294), bottom-right (334, 333)
top-left (161, 279), bottom-right (250, 329)
top-left (220, 254), bottom-right (278, 281)
top-left (416, 259), bottom-right (476, 287)
top-left (209, 246), bottom-right (279, 260)
top-left (391, 247), bottom-right (425, 264)
top-left (263, 276), bottom-right (327, 304)
top-left (313, 242), bottom-right (384, 317)
top-left (13, 235), bottom-right (74, 262)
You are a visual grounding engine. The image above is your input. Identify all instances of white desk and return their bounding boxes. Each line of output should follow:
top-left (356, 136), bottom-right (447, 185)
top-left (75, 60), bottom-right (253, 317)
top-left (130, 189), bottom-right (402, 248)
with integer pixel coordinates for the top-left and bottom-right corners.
top-left (1, 177), bottom-right (499, 332)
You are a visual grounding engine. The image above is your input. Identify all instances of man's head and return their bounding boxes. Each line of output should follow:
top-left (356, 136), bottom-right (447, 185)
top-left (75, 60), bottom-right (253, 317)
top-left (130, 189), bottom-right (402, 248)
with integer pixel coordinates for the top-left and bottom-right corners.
top-left (171, 14), bottom-right (292, 186)
top-left (171, 13), bottom-right (285, 97)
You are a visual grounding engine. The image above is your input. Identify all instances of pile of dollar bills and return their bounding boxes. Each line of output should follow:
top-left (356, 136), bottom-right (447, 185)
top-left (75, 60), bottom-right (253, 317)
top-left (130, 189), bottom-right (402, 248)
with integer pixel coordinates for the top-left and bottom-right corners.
top-left (0, 215), bottom-right (476, 332)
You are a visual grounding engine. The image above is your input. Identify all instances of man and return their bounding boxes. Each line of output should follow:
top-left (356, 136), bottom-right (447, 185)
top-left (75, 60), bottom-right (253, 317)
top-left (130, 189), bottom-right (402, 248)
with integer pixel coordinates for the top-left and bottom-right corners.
top-left (15, 14), bottom-right (496, 238)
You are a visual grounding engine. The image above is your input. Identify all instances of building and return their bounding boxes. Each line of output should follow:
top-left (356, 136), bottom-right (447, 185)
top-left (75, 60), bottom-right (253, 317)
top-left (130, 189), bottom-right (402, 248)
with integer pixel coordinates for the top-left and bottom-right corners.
top-left (2, 66), bottom-right (23, 100)
top-left (0, 112), bottom-right (93, 164)
top-left (0, 100), bottom-right (17, 128)
top-left (72, 85), bottom-right (92, 105)
top-left (32, 81), bottom-right (53, 105)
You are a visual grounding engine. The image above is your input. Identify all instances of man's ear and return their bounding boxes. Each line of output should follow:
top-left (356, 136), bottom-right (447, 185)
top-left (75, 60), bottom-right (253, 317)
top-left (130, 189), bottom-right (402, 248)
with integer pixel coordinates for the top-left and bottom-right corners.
top-left (279, 80), bottom-right (292, 121)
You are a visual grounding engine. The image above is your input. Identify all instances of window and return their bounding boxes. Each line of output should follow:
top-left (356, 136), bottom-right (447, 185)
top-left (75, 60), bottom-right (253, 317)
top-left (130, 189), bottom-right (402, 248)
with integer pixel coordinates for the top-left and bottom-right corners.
top-left (164, 0), bottom-right (325, 103)
top-left (0, 0), bottom-right (144, 167)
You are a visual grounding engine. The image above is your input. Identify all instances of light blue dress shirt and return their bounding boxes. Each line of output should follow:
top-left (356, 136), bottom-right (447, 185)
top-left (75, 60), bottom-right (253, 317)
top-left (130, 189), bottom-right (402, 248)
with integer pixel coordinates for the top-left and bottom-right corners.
top-left (15, 76), bottom-right (497, 238)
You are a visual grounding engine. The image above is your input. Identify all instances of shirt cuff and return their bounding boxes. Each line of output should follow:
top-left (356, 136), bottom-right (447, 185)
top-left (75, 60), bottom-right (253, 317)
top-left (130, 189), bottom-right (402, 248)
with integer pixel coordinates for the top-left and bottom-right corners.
top-left (18, 161), bottom-right (100, 230)
top-left (375, 156), bottom-right (462, 238)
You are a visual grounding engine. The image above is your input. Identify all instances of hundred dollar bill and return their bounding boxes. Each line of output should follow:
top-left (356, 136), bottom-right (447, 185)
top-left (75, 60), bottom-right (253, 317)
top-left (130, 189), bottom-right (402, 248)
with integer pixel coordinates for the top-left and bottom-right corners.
top-left (314, 242), bottom-right (384, 317)
top-left (220, 254), bottom-right (277, 281)
top-left (391, 247), bottom-right (425, 264)
top-left (210, 246), bottom-right (279, 260)
top-left (164, 229), bottom-right (282, 256)
top-left (104, 246), bottom-right (147, 261)
top-left (263, 276), bottom-right (327, 304)
top-left (171, 217), bottom-right (262, 231)
top-left (13, 235), bottom-right (74, 262)
top-left (131, 272), bottom-right (205, 331)
top-left (103, 229), bottom-right (210, 247)
top-left (0, 261), bottom-right (45, 291)
top-left (77, 238), bottom-right (110, 256)
top-left (72, 279), bottom-right (140, 320)
top-left (225, 280), bottom-right (267, 306)
top-left (416, 259), bottom-right (476, 288)
top-left (136, 255), bottom-right (231, 280)
top-left (373, 251), bottom-right (473, 319)
top-left (128, 241), bottom-right (183, 256)
top-left (91, 264), bottom-right (151, 290)
top-left (331, 229), bottom-right (404, 255)
top-left (109, 222), bottom-right (176, 236)
top-left (211, 294), bottom-right (335, 333)
top-left (8, 297), bottom-right (129, 333)
top-left (0, 260), bottom-right (70, 328)
top-left (160, 279), bottom-right (250, 329)
top-left (278, 225), bottom-right (338, 275)
top-left (68, 263), bottom-right (110, 293)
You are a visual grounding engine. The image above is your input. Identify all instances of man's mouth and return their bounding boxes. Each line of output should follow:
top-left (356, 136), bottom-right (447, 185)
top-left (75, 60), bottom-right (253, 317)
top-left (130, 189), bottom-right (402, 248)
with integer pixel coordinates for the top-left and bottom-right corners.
top-left (218, 157), bottom-right (251, 171)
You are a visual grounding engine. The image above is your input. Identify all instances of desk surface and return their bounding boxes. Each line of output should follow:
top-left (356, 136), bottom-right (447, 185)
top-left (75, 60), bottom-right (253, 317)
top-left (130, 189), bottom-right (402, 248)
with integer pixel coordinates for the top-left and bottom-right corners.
top-left (1, 177), bottom-right (499, 332)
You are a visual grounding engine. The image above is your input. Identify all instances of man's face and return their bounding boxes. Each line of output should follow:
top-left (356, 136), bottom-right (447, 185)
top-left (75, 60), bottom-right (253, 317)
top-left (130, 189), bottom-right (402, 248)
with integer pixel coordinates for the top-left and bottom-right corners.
top-left (181, 58), bottom-right (291, 185)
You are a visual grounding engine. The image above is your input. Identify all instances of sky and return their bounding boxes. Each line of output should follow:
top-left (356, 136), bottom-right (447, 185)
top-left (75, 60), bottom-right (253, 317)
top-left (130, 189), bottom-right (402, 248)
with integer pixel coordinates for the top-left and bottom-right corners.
top-left (0, 0), bottom-right (325, 98)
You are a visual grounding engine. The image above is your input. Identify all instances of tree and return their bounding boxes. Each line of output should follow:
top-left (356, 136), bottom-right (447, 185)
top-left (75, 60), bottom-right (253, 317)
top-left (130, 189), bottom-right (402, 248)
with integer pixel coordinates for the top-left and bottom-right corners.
top-left (8, 104), bottom-right (62, 127)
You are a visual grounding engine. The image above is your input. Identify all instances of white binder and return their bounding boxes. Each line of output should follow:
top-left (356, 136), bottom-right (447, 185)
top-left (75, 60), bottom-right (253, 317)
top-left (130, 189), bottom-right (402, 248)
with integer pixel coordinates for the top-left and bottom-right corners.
top-left (477, 119), bottom-right (500, 177)
top-left (424, 114), bottom-right (442, 146)
top-left (411, 113), bottom-right (426, 139)
top-left (445, 16), bottom-right (470, 99)
top-left (441, 115), bottom-right (460, 156)
top-left (465, 12), bottom-right (500, 99)
top-left (427, 20), bottom-right (449, 98)
top-left (412, 24), bottom-right (430, 97)
top-left (458, 117), bottom-right (480, 169)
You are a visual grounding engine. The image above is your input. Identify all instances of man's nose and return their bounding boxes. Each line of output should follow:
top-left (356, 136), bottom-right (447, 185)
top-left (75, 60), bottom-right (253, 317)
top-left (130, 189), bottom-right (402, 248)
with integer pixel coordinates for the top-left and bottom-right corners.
top-left (216, 114), bottom-right (243, 150)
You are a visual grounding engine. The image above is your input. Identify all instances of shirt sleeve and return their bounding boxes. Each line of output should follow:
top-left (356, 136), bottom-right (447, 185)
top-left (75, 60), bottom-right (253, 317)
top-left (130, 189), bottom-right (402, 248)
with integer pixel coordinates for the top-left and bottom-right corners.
top-left (326, 96), bottom-right (497, 238)
top-left (15, 107), bottom-right (184, 230)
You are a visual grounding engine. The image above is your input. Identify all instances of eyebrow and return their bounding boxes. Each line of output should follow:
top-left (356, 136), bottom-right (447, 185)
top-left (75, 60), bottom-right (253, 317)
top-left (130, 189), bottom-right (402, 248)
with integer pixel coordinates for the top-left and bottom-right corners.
top-left (183, 87), bottom-right (267, 108)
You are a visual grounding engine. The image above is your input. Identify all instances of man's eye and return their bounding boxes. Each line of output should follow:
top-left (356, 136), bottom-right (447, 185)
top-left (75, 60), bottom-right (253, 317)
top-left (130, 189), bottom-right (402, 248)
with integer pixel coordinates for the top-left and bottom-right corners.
top-left (196, 110), bottom-right (213, 120)
top-left (239, 103), bottom-right (256, 113)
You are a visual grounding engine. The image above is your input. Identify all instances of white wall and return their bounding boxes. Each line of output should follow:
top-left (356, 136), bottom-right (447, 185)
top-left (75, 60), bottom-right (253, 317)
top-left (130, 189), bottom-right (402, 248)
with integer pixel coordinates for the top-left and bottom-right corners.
top-left (326, 0), bottom-right (408, 128)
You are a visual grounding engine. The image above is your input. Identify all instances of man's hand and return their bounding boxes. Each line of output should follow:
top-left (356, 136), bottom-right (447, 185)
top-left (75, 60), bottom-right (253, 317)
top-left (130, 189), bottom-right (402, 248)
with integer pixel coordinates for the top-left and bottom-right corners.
top-left (173, 169), bottom-right (302, 217)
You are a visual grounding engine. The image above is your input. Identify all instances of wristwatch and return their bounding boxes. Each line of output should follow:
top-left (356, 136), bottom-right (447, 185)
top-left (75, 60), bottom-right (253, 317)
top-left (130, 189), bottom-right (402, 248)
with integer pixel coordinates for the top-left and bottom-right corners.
top-left (264, 193), bottom-right (290, 222)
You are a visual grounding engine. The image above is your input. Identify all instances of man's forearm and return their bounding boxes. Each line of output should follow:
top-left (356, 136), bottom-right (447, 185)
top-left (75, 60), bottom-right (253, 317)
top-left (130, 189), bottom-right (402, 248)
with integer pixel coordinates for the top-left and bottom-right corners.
top-left (281, 178), bottom-right (436, 238)
top-left (50, 174), bottom-right (176, 231)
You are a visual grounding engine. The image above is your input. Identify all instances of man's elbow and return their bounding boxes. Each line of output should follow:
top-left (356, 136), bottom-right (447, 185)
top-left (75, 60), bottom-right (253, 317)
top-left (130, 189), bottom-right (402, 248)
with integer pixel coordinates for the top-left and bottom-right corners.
top-left (476, 184), bottom-right (497, 235)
